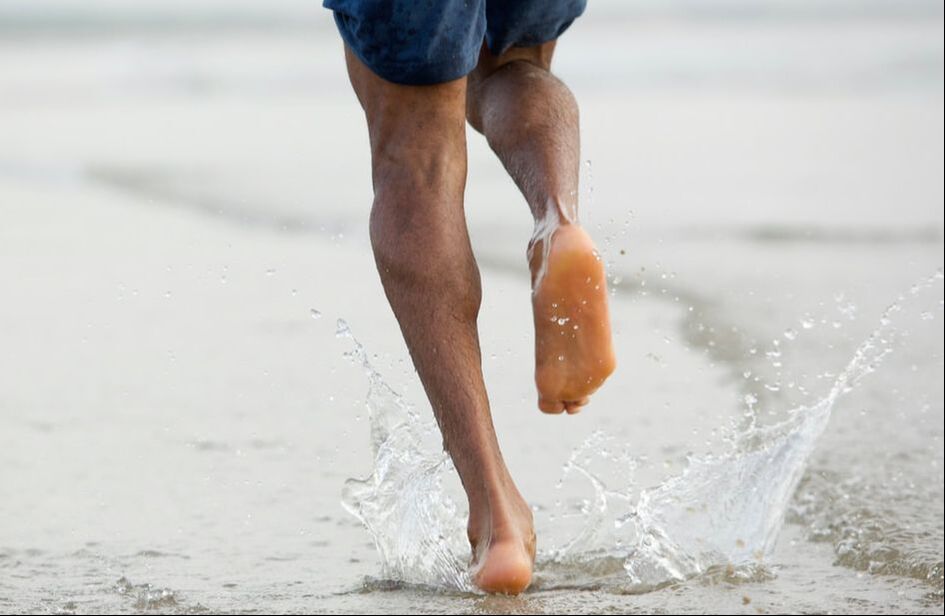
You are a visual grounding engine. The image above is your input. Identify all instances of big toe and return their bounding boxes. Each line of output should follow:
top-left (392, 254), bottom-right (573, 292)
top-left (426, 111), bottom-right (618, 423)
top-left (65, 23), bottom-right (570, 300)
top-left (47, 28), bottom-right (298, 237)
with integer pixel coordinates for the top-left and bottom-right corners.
top-left (538, 397), bottom-right (566, 414)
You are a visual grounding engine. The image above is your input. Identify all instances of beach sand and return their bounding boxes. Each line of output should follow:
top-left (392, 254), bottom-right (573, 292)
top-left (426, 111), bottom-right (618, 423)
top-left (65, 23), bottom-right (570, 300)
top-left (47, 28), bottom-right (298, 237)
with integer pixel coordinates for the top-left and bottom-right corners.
top-left (1, 1), bottom-right (942, 613)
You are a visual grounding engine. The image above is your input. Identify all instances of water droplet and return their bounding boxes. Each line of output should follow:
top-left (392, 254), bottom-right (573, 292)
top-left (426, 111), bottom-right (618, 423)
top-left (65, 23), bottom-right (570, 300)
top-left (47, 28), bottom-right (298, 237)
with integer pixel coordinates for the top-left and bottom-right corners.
top-left (310, 309), bottom-right (322, 320)
top-left (557, 317), bottom-right (570, 326)
top-left (783, 328), bottom-right (797, 341)
top-left (557, 355), bottom-right (565, 361)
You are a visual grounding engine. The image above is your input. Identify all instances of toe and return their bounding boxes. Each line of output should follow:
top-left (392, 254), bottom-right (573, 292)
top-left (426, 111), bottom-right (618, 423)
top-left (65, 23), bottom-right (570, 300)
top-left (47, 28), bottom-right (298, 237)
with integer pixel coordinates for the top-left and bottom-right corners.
top-left (564, 397), bottom-right (589, 414)
top-left (538, 397), bottom-right (565, 414)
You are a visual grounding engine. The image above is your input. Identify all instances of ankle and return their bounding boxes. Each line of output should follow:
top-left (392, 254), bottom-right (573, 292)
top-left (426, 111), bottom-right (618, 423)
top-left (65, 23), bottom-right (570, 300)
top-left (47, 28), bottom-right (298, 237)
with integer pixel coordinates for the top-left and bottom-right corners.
top-left (529, 197), bottom-right (579, 249)
top-left (537, 196), bottom-right (577, 226)
top-left (467, 482), bottom-right (533, 541)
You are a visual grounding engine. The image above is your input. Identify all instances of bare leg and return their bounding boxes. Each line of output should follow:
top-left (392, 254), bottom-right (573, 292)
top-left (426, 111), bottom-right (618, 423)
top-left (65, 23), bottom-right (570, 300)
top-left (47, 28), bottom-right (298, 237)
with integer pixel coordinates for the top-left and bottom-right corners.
top-left (467, 42), bottom-right (616, 415)
top-left (343, 47), bottom-right (535, 594)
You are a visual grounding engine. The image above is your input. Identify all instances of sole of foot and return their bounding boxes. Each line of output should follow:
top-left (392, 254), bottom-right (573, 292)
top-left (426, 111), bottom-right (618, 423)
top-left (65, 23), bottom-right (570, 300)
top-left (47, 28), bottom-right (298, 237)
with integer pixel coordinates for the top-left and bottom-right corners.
top-left (530, 223), bottom-right (616, 414)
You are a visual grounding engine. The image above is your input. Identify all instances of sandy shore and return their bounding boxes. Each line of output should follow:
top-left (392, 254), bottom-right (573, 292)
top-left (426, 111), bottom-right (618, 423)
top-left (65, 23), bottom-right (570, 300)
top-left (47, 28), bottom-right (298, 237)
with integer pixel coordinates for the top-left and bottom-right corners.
top-left (1, 2), bottom-right (942, 613)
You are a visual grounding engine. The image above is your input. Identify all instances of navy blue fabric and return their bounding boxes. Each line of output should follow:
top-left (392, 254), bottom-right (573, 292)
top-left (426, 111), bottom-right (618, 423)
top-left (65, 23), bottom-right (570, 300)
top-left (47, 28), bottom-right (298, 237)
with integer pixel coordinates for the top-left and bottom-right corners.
top-left (324, 0), bottom-right (586, 85)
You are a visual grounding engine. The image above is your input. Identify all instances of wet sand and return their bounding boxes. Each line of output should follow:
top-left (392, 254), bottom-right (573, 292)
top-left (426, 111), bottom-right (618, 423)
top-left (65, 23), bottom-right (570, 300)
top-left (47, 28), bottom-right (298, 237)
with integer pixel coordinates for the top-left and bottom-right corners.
top-left (1, 1), bottom-right (943, 613)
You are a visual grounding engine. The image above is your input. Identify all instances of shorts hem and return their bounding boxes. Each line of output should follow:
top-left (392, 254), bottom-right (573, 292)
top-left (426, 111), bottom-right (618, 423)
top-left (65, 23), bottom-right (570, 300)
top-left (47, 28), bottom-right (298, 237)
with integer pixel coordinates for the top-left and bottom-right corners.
top-left (333, 12), bottom-right (480, 86)
top-left (485, 14), bottom-right (583, 56)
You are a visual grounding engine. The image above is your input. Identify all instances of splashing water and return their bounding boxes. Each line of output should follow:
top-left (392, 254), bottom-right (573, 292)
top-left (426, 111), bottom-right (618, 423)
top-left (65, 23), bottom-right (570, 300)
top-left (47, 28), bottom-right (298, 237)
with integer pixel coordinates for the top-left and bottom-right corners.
top-left (337, 319), bottom-right (473, 591)
top-left (338, 270), bottom-right (943, 593)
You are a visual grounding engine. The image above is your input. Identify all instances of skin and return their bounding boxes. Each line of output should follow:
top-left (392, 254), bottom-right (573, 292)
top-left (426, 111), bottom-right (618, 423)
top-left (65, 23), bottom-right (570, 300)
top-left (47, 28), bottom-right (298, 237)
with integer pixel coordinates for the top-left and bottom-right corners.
top-left (342, 40), bottom-right (615, 594)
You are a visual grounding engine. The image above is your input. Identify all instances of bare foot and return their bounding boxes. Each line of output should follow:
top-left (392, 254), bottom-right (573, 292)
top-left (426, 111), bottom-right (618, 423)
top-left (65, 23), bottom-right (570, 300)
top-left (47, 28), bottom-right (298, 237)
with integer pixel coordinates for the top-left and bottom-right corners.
top-left (468, 490), bottom-right (536, 594)
top-left (529, 223), bottom-right (616, 414)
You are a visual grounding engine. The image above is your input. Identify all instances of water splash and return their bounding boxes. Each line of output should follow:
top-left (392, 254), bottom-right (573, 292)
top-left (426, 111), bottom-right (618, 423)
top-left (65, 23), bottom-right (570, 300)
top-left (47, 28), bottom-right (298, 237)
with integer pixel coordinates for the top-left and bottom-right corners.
top-left (338, 270), bottom-right (942, 593)
top-left (337, 319), bottom-right (473, 591)
top-left (114, 577), bottom-right (178, 610)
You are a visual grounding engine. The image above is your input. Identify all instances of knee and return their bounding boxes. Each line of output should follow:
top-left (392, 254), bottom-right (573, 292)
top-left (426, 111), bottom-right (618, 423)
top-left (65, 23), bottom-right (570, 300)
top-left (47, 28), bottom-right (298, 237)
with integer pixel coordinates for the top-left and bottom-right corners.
top-left (368, 190), bottom-right (482, 315)
top-left (469, 43), bottom-right (554, 88)
top-left (368, 189), bottom-right (419, 272)
top-left (368, 166), bottom-right (459, 256)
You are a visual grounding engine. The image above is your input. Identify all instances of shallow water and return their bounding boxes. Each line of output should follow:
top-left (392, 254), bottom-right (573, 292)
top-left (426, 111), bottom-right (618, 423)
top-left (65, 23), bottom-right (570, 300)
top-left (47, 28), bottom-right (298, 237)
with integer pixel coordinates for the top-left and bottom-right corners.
top-left (338, 271), bottom-right (944, 601)
top-left (4, 268), bottom-right (938, 615)
top-left (1, 183), bottom-right (942, 614)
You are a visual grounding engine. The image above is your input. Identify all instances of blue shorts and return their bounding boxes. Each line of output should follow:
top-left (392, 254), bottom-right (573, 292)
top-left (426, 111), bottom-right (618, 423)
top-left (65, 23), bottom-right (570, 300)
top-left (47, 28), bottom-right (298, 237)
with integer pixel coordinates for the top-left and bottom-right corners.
top-left (323, 0), bottom-right (586, 85)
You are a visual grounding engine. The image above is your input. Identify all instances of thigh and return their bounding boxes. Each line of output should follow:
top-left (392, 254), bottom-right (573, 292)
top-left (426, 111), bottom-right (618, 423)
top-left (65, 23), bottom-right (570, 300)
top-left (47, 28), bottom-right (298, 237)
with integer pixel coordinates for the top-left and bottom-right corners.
top-left (343, 45), bottom-right (468, 189)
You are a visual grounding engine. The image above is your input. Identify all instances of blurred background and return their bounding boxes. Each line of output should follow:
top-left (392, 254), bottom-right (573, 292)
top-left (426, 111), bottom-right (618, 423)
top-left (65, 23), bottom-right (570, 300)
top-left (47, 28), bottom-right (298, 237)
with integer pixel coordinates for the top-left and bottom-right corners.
top-left (1, 0), bottom-right (942, 613)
